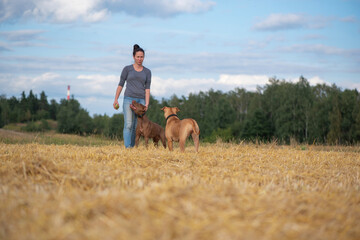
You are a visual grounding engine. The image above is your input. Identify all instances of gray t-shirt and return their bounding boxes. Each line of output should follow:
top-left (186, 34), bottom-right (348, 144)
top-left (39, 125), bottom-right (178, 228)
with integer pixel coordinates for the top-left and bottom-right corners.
top-left (118, 65), bottom-right (151, 99)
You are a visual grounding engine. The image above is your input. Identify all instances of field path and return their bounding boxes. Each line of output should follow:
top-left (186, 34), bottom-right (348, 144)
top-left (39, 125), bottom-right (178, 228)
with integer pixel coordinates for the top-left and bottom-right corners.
top-left (0, 128), bottom-right (30, 137)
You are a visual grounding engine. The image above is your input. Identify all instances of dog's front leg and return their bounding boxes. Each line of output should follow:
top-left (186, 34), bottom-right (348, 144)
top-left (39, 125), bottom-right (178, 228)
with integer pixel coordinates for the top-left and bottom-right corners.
top-left (135, 134), bottom-right (140, 147)
top-left (144, 137), bottom-right (149, 148)
top-left (153, 138), bottom-right (159, 147)
top-left (167, 140), bottom-right (173, 151)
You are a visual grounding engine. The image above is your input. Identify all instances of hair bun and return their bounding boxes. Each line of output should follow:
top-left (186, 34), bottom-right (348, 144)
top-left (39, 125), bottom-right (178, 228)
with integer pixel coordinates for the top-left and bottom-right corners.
top-left (132, 44), bottom-right (144, 56)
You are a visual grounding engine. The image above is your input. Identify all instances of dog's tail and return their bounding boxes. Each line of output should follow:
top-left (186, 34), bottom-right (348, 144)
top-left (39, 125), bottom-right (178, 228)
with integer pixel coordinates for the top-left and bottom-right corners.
top-left (191, 119), bottom-right (200, 135)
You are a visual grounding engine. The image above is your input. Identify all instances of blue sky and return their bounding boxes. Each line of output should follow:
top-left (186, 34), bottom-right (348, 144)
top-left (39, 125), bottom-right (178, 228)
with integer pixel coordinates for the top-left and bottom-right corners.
top-left (1, 0), bottom-right (359, 116)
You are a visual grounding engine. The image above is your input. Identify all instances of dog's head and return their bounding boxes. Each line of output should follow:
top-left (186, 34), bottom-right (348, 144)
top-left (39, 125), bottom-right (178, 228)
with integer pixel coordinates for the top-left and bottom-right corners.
top-left (161, 106), bottom-right (180, 118)
top-left (130, 100), bottom-right (146, 116)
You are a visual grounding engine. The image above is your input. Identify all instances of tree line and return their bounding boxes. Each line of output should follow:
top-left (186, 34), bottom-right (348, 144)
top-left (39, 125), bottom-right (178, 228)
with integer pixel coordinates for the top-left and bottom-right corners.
top-left (1, 76), bottom-right (360, 144)
top-left (0, 90), bottom-right (124, 139)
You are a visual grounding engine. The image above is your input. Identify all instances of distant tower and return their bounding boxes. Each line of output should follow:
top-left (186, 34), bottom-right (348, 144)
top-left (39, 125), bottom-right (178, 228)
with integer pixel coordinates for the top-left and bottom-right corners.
top-left (67, 85), bottom-right (70, 100)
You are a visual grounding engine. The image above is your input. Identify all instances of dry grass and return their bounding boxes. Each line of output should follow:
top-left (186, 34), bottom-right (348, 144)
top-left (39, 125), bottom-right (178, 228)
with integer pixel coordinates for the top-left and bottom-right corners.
top-left (0, 139), bottom-right (359, 240)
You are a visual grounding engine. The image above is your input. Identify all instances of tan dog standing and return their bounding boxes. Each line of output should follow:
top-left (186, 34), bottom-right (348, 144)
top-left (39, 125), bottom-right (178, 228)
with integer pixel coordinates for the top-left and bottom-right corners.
top-left (161, 106), bottom-right (200, 152)
top-left (130, 101), bottom-right (166, 148)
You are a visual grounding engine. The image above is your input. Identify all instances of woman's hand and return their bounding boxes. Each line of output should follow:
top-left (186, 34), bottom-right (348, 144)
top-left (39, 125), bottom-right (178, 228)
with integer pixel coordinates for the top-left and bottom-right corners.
top-left (113, 86), bottom-right (123, 110)
top-left (113, 100), bottom-right (119, 110)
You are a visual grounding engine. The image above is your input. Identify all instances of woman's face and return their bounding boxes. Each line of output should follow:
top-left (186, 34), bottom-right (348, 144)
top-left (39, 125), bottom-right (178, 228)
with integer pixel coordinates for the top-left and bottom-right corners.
top-left (133, 51), bottom-right (144, 65)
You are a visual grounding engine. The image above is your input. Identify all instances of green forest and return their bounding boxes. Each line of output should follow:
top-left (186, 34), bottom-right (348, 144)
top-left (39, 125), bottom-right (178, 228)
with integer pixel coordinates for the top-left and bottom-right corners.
top-left (1, 76), bottom-right (360, 145)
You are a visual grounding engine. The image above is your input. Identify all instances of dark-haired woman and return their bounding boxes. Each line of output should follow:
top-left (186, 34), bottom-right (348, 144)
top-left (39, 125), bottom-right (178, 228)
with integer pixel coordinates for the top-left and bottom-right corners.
top-left (113, 44), bottom-right (151, 148)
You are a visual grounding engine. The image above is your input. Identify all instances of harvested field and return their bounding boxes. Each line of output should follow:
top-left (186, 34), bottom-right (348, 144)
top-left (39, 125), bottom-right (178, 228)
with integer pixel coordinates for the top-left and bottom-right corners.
top-left (0, 140), bottom-right (359, 240)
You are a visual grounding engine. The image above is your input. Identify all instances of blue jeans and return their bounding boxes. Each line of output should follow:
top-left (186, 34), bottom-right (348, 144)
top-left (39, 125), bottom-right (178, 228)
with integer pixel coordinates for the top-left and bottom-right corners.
top-left (123, 96), bottom-right (145, 148)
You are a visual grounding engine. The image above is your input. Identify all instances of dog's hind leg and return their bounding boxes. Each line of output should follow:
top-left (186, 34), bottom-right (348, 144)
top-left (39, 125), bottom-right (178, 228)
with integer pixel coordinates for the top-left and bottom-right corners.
top-left (192, 133), bottom-right (199, 152)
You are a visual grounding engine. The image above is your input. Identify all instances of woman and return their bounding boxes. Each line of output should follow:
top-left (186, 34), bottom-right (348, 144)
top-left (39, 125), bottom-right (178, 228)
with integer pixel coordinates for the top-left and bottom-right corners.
top-left (113, 44), bottom-right (151, 148)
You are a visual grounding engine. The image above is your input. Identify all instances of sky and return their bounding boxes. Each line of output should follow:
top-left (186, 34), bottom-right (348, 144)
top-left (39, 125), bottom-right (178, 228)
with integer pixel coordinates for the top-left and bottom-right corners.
top-left (0, 0), bottom-right (359, 116)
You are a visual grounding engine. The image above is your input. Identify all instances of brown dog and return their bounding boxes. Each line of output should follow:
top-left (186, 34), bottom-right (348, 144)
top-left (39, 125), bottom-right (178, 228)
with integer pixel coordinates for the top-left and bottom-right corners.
top-left (161, 106), bottom-right (200, 152)
top-left (130, 101), bottom-right (166, 148)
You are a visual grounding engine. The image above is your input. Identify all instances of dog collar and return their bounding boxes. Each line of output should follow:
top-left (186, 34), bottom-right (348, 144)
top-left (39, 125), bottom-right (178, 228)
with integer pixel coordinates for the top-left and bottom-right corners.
top-left (166, 114), bottom-right (178, 121)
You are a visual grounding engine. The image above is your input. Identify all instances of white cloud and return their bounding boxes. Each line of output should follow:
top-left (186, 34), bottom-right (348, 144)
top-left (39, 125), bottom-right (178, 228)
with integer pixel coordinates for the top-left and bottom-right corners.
top-left (281, 44), bottom-right (350, 56)
top-left (103, 0), bottom-right (215, 18)
top-left (253, 13), bottom-right (332, 31)
top-left (0, 72), bottom-right (63, 94)
top-left (167, 0), bottom-right (215, 13)
top-left (307, 76), bottom-right (328, 85)
top-left (0, 30), bottom-right (45, 41)
top-left (151, 74), bottom-right (333, 100)
top-left (0, 41), bottom-right (11, 52)
top-left (82, 8), bottom-right (108, 22)
top-left (0, 73), bottom-right (118, 114)
top-left (151, 74), bottom-right (270, 98)
top-left (151, 76), bottom-right (217, 97)
top-left (32, 72), bottom-right (60, 83)
top-left (301, 34), bottom-right (325, 41)
top-left (289, 76), bottom-right (329, 86)
top-left (0, 0), bottom-right (215, 23)
top-left (76, 74), bottom-right (118, 96)
top-left (254, 14), bottom-right (306, 31)
top-left (25, 0), bottom-right (107, 23)
top-left (345, 82), bottom-right (360, 91)
top-left (340, 16), bottom-right (357, 23)
top-left (218, 74), bottom-right (268, 86)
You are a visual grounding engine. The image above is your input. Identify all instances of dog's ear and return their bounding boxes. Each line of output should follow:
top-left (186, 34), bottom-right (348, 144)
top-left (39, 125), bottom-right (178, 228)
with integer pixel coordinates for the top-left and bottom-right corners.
top-left (161, 107), bottom-right (166, 111)
top-left (175, 107), bottom-right (180, 112)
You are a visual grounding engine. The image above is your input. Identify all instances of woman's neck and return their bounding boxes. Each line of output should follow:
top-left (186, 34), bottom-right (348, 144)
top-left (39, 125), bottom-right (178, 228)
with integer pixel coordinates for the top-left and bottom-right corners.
top-left (133, 63), bottom-right (143, 72)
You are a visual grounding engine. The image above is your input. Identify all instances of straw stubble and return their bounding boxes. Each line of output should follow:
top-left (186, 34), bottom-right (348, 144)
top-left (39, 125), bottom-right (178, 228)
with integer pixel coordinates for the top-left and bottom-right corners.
top-left (0, 143), bottom-right (359, 239)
